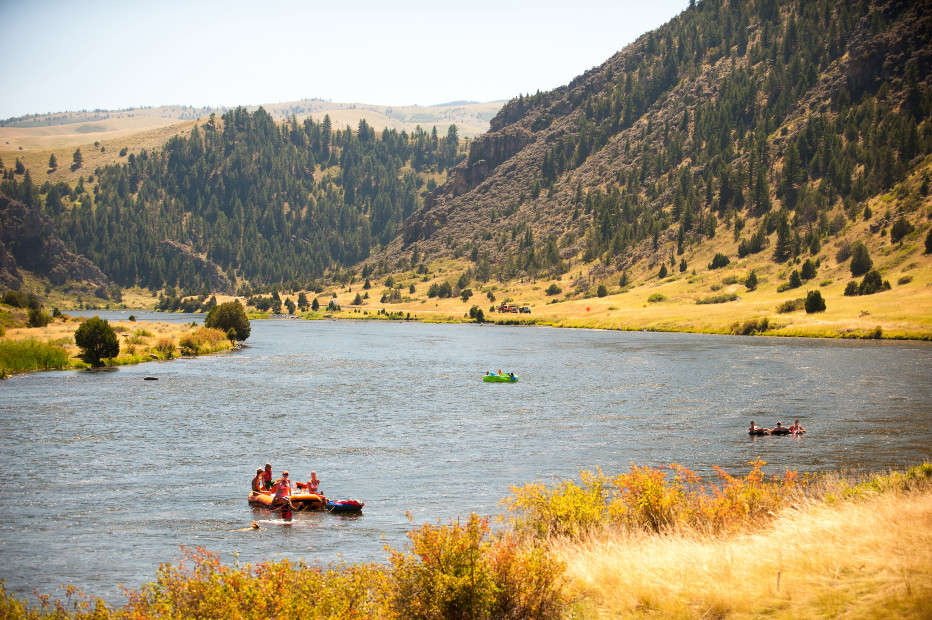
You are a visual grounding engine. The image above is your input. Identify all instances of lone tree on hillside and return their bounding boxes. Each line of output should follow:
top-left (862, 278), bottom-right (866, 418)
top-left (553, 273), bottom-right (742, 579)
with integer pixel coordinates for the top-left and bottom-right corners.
top-left (849, 241), bottom-right (873, 276)
top-left (205, 301), bottom-right (251, 341)
top-left (71, 148), bottom-right (83, 171)
top-left (74, 316), bottom-right (119, 366)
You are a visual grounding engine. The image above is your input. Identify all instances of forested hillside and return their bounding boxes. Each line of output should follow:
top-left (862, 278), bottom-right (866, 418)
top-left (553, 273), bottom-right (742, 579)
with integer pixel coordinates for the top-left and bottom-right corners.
top-left (398, 0), bottom-right (931, 283)
top-left (1, 108), bottom-right (463, 293)
top-left (0, 0), bottom-right (930, 317)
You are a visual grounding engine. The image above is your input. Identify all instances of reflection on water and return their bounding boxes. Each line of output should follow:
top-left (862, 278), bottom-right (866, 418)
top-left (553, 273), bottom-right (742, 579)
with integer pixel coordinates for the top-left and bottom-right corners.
top-left (1, 314), bottom-right (930, 601)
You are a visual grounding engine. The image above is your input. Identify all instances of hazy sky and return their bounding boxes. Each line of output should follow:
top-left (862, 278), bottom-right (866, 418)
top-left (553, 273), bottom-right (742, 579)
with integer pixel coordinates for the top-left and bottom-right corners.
top-left (0, 0), bottom-right (689, 119)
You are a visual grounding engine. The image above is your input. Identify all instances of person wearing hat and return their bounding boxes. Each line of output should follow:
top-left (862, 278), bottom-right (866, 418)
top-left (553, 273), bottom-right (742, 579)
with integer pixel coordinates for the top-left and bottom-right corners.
top-left (251, 468), bottom-right (266, 493)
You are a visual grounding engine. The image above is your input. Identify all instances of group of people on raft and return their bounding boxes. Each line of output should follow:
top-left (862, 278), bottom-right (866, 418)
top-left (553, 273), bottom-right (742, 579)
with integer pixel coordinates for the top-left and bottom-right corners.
top-left (749, 419), bottom-right (806, 435)
top-left (251, 462), bottom-right (327, 511)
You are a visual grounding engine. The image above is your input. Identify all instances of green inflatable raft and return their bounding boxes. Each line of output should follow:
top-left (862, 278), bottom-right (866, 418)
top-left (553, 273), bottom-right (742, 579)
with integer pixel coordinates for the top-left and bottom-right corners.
top-left (483, 373), bottom-right (518, 382)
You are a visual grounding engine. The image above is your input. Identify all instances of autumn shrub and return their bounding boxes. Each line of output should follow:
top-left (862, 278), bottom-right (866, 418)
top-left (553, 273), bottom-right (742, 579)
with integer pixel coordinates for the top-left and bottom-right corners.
top-left (387, 513), bottom-right (567, 619)
top-left (154, 338), bottom-right (175, 359)
top-left (608, 464), bottom-right (694, 532)
top-left (124, 546), bottom-right (391, 619)
top-left (503, 469), bottom-right (609, 539)
top-left (693, 460), bottom-right (803, 533)
top-left (179, 327), bottom-right (228, 356)
top-left (504, 461), bottom-right (806, 539)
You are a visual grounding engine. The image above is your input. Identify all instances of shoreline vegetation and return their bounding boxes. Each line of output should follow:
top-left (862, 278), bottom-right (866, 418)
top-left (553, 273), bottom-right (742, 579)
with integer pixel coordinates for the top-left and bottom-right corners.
top-left (0, 308), bottom-right (235, 378)
top-left (1, 462), bottom-right (929, 618)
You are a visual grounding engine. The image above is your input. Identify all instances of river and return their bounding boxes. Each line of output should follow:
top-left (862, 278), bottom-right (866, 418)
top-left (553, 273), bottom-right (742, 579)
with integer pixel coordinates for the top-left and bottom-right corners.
top-left (1, 313), bottom-right (930, 602)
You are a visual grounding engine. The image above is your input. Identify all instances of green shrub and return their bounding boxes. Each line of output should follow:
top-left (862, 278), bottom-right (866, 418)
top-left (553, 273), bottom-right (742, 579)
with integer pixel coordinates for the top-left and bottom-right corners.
top-left (647, 293), bottom-right (666, 303)
top-left (596, 284), bottom-right (608, 297)
top-left (545, 283), bottom-right (562, 296)
top-left (745, 270), bottom-right (758, 291)
top-left (890, 216), bottom-right (914, 243)
top-left (805, 290), bottom-right (826, 313)
top-left (844, 281), bottom-right (859, 296)
top-left (27, 307), bottom-right (52, 328)
top-left (205, 301), bottom-right (251, 340)
top-left (858, 270), bottom-right (891, 295)
top-left (731, 317), bottom-right (770, 335)
top-left (708, 253), bottom-right (730, 269)
top-left (697, 293), bottom-right (738, 304)
top-left (800, 259), bottom-right (817, 280)
top-left (777, 298), bottom-right (805, 313)
top-left (74, 316), bottom-right (119, 366)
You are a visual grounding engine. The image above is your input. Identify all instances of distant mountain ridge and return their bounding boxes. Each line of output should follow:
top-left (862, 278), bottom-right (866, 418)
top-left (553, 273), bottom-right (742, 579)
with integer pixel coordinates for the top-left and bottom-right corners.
top-left (0, 100), bottom-right (502, 152)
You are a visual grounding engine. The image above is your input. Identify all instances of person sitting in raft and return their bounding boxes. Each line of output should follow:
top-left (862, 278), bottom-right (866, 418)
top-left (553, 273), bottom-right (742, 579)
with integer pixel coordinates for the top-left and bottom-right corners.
top-left (262, 463), bottom-right (274, 490)
top-left (770, 421), bottom-right (791, 435)
top-left (789, 419), bottom-right (806, 434)
top-left (749, 420), bottom-right (769, 435)
top-left (251, 468), bottom-right (266, 493)
top-left (269, 470), bottom-right (293, 509)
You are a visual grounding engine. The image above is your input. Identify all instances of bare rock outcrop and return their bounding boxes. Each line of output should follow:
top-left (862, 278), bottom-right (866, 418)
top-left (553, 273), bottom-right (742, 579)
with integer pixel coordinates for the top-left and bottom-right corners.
top-left (0, 194), bottom-right (111, 290)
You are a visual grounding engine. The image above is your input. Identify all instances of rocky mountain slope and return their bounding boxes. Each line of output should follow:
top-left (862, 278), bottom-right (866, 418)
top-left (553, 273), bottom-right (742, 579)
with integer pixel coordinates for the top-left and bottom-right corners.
top-left (392, 0), bottom-right (931, 285)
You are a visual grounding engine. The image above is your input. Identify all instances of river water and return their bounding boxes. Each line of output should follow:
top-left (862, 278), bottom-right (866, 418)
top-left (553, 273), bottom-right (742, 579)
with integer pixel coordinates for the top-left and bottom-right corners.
top-left (1, 313), bottom-right (930, 602)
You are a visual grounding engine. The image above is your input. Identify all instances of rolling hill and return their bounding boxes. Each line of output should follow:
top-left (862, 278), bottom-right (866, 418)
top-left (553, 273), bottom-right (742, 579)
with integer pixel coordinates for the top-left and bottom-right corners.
top-left (1, 0), bottom-right (931, 338)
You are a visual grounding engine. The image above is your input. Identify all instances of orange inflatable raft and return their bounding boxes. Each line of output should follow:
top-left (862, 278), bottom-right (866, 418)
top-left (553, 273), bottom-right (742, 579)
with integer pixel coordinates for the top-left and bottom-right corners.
top-left (248, 491), bottom-right (327, 511)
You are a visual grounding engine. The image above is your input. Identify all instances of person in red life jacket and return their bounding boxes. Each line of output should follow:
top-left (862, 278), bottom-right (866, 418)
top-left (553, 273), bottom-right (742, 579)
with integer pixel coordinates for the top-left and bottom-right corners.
top-left (262, 463), bottom-right (273, 490)
top-left (789, 419), bottom-right (806, 434)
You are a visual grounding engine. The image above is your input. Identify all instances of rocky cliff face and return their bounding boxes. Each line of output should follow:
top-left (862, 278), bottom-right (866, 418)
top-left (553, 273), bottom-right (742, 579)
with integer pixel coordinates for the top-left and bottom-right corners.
top-left (0, 195), bottom-right (112, 291)
top-left (158, 240), bottom-right (234, 295)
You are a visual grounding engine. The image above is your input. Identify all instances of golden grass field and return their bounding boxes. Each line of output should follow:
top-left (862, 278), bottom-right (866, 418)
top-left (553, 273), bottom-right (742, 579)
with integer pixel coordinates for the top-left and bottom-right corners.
top-left (0, 310), bottom-right (232, 374)
top-left (555, 489), bottom-right (932, 618)
top-left (303, 224), bottom-right (932, 340)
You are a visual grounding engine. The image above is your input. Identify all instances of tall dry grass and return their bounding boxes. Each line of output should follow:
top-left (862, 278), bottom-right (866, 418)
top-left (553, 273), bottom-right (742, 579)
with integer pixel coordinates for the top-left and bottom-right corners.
top-left (554, 479), bottom-right (932, 618)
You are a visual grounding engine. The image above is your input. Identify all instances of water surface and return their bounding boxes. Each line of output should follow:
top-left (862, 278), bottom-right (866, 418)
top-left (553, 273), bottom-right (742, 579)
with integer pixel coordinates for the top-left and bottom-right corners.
top-left (1, 314), bottom-right (929, 601)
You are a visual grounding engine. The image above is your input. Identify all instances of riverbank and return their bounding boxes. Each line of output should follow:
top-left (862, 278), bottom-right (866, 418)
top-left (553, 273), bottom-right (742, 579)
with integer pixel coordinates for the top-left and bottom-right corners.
top-left (0, 311), bottom-right (234, 376)
top-left (1, 463), bottom-right (928, 618)
top-left (312, 256), bottom-right (932, 339)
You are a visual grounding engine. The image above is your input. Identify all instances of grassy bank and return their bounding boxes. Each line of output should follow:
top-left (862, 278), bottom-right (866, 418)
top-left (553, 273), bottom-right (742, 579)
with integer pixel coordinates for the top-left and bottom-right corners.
top-left (0, 311), bottom-right (233, 377)
top-left (1, 463), bottom-right (929, 619)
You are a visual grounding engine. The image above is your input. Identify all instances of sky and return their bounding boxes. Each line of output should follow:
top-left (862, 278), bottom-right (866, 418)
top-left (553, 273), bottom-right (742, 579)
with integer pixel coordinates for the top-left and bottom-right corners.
top-left (0, 0), bottom-right (689, 120)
